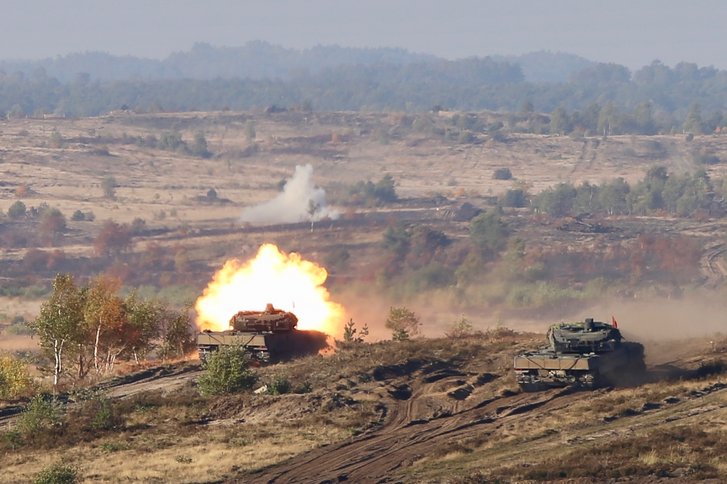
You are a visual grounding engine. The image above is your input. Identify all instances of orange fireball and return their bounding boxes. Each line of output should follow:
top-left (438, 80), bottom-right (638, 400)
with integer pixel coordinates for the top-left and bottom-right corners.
top-left (195, 244), bottom-right (345, 336)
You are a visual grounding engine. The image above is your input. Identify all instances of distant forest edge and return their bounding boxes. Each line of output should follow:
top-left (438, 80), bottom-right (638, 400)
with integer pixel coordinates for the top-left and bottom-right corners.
top-left (2, 41), bottom-right (727, 133)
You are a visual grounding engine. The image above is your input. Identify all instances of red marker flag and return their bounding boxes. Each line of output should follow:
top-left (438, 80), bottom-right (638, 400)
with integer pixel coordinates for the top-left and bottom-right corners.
top-left (611, 315), bottom-right (618, 328)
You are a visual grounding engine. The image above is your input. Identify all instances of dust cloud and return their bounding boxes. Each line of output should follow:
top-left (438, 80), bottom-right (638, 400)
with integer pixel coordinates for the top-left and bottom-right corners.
top-left (335, 293), bottom-right (726, 344)
top-left (582, 296), bottom-right (726, 342)
top-left (240, 164), bottom-right (339, 224)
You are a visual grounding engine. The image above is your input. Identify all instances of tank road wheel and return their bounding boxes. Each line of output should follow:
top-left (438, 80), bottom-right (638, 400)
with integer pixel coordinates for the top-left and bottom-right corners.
top-left (574, 371), bottom-right (599, 390)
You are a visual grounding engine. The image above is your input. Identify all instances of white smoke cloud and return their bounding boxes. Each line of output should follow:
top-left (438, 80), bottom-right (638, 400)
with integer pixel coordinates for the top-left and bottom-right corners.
top-left (240, 164), bottom-right (339, 224)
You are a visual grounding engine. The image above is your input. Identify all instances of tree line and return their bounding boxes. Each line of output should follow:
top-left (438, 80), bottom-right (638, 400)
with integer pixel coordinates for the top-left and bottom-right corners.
top-left (2, 57), bottom-right (727, 132)
top-left (528, 167), bottom-right (726, 218)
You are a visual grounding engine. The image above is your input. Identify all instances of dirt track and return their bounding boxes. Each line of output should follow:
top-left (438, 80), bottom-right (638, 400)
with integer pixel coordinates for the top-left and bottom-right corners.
top-left (245, 388), bottom-right (578, 483)
top-left (242, 360), bottom-right (727, 484)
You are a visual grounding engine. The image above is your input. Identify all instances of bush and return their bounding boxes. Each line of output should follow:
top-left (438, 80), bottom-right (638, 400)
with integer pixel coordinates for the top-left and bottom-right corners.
top-left (267, 375), bottom-right (292, 395)
top-left (17, 395), bottom-right (61, 435)
top-left (33, 462), bottom-right (78, 484)
top-left (197, 346), bottom-right (257, 396)
top-left (7, 200), bottom-right (27, 219)
top-left (502, 188), bottom-right (528, 208)
top-left (445, 317), bottom-right (478, 338)
top-left (0, 355), bottom-right (32, 398)
top-left (493, 167), bottom-right (513, 180)
top-left (88, 396), bottom-right (121, 430)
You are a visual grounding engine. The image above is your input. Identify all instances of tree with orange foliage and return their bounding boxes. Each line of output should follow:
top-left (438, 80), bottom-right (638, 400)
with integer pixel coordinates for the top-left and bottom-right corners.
top-left (83, 276), bottom-right (127, 374)
top-left (39, 208), bottom-right (66, 246)
top-left (94, 220), bottom-right (132, 257)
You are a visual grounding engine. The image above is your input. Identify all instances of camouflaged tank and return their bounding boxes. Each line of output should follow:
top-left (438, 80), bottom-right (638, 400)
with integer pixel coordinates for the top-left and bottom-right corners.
top-left (514, 318), bottom-right (645, 391)
top-left (197, 304), bottom-right (328, 362)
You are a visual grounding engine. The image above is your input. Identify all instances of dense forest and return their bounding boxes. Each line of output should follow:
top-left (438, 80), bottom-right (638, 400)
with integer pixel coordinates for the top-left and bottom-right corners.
top-left (2, 42), bottom-right (727, 133)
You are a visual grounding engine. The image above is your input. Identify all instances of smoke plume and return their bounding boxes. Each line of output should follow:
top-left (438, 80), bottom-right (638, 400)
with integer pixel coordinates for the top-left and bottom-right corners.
top-left (240, 164), bottom-right (339, 224)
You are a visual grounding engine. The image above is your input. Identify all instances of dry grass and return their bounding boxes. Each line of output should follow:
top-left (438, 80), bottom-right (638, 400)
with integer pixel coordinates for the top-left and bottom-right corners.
top-left (507, 425), bottom-right (727, 481)
top-left (0, 334), bottom-right (37, 352)
top-left (2, 423), bottom-right (351, 483)
top-left (0, 383), bottom-right (354, 482)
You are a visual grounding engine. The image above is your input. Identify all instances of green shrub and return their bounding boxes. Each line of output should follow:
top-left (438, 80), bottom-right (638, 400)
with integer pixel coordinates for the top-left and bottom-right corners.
top-left (267, 376), bottom-right (292, 395)
top-left (89, 396), bottom-right (121, 431)
top-left (33, 462), bottom-right (78, 484)
top-left (197, 346), bottom-right (257, 396)
top-left (7, 200), bottom-right (27, 219)
top-left (17, 395), bottom-right (61, 435)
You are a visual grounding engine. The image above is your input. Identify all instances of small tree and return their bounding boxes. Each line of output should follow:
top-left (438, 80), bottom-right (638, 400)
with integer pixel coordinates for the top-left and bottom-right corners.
top-left (7, 200), bottom-right (27, 219)
top-left (342, 318), bottom-right (369, 343)
top-left (0, 355), bottom-right (32, 398)
top-left (445, 317), bottom-right (476, 338)
top-left (385, 306), bottom-right (421, 341)
top-left (469, 211), bottom-right (509, 260)
top-left (83, 276), bottom-right (126, 375)
top-left (30, 274), bottom-right (86, 387)
top-left (159, 308), bottom-right (195, 360)
top-left (124, 293), bottom-right (163, 362)
top-left (191, 132), bottom-right (212, 158)
top-left (101, 176), bottom-right (117, 199)
top-left (197, 346), bottom-right (257, 396)
top-left (245, 120), bottom-right (256, 141)
top-left (93, 220), bottom-right (132, 257)
top-left (39, 208), bottom-right (67, 246)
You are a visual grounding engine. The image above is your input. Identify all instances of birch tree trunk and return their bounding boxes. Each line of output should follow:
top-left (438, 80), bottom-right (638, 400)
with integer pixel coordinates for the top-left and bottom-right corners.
top-left (53, 339), bottom-right (65, 387)
top-left (94, 323), bottom-right (102, 373)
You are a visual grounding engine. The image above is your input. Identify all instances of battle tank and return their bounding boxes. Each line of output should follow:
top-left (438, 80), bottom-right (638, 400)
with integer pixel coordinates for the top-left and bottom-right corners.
top-left (197, 304), bottom-right (328, 362)
top-left (513, 317), bottom-right (645, 391)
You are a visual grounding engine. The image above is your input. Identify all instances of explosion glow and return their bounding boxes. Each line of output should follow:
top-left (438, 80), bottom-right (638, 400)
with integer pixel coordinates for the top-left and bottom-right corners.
top-left (195, 244), bottom-right (345, 336)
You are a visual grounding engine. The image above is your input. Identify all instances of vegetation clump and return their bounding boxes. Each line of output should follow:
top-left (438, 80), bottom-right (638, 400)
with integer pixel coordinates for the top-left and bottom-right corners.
top-left (197, 346), bottom-right (258, 396)
top-left (385, 306), bottom-right (421, 341)
top-left (493, 167), bottom-right (512, 180)
top-left (33, 462), bottom-right (78, 484)
top-left (0, 355), bottom-right (33, 398)
top-left (29, 273), bottom-right (195, 387)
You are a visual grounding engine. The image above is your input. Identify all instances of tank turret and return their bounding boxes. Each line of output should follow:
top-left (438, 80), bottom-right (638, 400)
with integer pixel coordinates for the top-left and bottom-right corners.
top-left (229, 304), bottom-right (298, 332)
top-left (547, 318), bottom-right (622, 354)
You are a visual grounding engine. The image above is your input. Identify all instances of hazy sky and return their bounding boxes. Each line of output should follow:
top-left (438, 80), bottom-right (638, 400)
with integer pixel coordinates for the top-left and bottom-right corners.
top-left (3, 0), bottom-right (726, 69)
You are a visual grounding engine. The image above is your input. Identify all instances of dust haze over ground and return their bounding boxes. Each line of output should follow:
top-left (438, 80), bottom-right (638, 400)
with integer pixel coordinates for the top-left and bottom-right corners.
top-left (584, 295), bottom-right (726, 341)
top-left (338, 292), bottom-right (727, 344)
top-left (239, 164), bottom-right (339, 224)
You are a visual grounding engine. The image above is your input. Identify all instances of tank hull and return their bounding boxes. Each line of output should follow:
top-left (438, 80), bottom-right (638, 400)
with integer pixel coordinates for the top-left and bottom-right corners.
top-left (514, 341), bottom-right (645, 391)
top-left (197, 329), bottom-right (328, 362)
